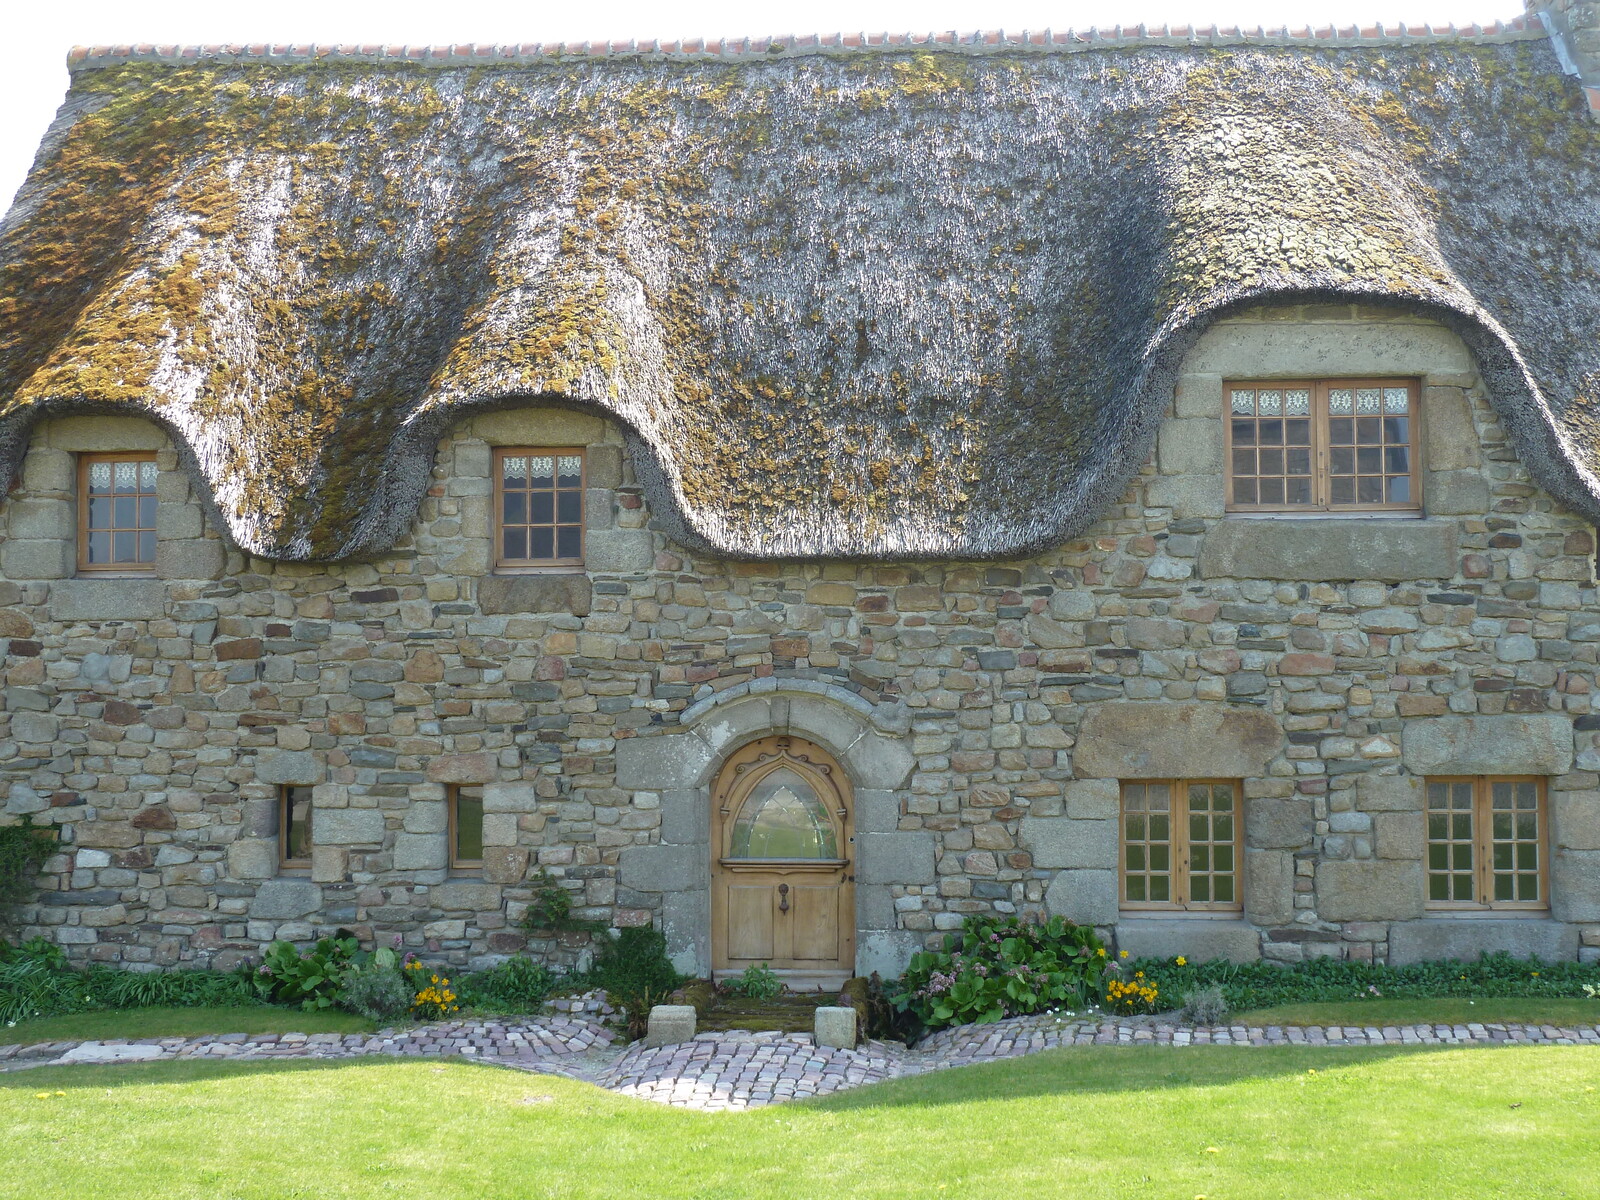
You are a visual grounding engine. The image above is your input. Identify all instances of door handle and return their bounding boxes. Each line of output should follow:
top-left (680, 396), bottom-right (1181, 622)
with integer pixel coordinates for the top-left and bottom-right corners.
top-left (778, 883), bottom-right (790, 914)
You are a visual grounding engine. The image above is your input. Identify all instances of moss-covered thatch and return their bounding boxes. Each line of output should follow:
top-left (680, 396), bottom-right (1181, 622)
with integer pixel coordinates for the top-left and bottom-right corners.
top-left (1, 34), bottom-right (1597, 561)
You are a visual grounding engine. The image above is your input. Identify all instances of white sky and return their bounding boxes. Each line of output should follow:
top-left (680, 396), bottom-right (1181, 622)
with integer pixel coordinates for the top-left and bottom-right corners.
top-left (3, 0), bottom-right (1524, 215)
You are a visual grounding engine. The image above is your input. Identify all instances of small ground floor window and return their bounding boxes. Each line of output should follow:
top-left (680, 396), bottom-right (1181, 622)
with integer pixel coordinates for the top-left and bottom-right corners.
top-left (449, 785), bottom-right (485, 870)
top-left (1120, 780), bottom-right (1241, 912)
top-left (280, 785), bottom-right (312, 868)
top-left (1426, 777), bottom-right (1547, 910)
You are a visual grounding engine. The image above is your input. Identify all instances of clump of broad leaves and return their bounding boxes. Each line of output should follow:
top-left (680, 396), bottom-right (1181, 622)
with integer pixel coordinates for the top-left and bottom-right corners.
top-left (895, 914), bottom-right (1109, 1030)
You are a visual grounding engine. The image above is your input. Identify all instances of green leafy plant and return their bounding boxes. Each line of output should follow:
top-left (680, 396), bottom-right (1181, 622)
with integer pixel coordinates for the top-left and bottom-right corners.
top-left (253, 935), bottom-right (359, 1011)
top-left (518, 869), bottom-right (605, 935)
top-left (894, 915), bottom-right (1109, 1032)
top-left (336, 948), bottom-right (411, 1023)
top-left (0, 818), bottom-right (57, 930)
top-left (456, 955), bottom-right (558, 1013)
top-left (1178, 984), bottom-right (1230, 1024)
top-left (0, 939), bottom-right (258, 1026)
top-left (585, 926), bottom-right (684, 1038)
top-left (1128, 951), bottom-right (1600, 1013)
top-left (724, 962), bottom-right (783, 1000)
top-left (404, 959), bottom-right (460, 1019)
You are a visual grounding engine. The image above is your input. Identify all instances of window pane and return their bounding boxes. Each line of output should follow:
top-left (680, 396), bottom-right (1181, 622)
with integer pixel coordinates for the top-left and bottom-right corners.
top-left (455, 788), bottom-right (484, 862)
top-left (284, 786), bottom-right (313, 861)
top-left (557, 490), bottom-right (581, 524)
top-left (115, 497), bottom-right (135, 527)
top-left (1150, 875), bottom-right (1169, 902)
top-left (1260, 478), bottom-right (1284, 504)
top-left (729, 767), bottom-right (838, 859)
top-left (1387, 477), bottom-right (1410, 504)
top-left (138, 496), bottom-right (157, 527)
top-left (88, 531), bottom-right (112, 563)
top-left (114, 531), bottom-right (136, 561)
top-left (1233, 478), bottom-right (1257, 504)
top-left (138, 531), bottom-right (156, 562)
top-left (502, 455), bottom-right (527, 487)
top-left (503, 491), bottom-right (526, 525)
top-left (503, 529), bottom-right (527, 560)
top-left (530, 527), bottom-right (554, 560)
top-left (1357, 475), bottom-right (1383, 504)
top-left (1330, 477), bottom-right (1354, 505)
top-left (1126, 876), bottom-right (1146, 901)
top-left (557, 526), bottom-right (582, 560)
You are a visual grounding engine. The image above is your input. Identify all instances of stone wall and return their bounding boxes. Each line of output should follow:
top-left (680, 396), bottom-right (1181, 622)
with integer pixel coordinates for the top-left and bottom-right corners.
top-left (3, 305), bottom-right (1598, 972)
top-left (1530, 0), bottom-right (1600, 80)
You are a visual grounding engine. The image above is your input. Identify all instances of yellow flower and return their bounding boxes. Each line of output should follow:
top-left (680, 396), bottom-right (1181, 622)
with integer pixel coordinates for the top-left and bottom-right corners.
top-left (1119, 950), bottom-right (1129, 959)
top-left (1097, 948), bottom-right (1106, 957)
top-left (1176, 956), bottom-right (1187, 966)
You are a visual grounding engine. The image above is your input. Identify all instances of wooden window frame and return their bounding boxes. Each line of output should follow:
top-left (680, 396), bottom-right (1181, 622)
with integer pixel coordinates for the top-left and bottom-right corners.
top-left (77, 452), bottom-right (160, 574)
top-left (1223, 378), bottom-right (1422, 515)
top-left (448, 784), bottom-right (485, 872)
top-left (1120, 779), bottom-right (1244, 913)
top-left (279, 785), bottom-right (313, 870)
top-left (492, 447), bottom-right (585, 572)
top-left (1425, 776), bottom-right (1549, 912)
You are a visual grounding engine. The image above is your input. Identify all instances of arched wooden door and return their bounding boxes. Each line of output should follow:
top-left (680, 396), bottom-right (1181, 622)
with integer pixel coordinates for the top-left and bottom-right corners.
top-left (711, 736), bottom-right (854, 987)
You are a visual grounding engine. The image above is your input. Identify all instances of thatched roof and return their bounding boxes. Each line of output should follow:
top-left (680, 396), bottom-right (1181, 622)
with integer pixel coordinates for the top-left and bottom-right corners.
top-left (2, 26), bottom-right (1598, 562)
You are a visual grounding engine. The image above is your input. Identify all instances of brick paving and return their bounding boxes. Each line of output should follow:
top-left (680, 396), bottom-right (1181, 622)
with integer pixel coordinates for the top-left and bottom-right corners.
top-left (3, 1013), bottom-right (1597, 1109)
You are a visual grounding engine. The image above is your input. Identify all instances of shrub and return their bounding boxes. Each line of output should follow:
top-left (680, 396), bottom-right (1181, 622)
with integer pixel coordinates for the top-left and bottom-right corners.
top-left (724, 962), bottom-right (782, 1000)
top-left (1130, 951), bottom-right (1600, 1013)
top-left (586, 926), bottom-right (684, 1038)
top-left (333, 946), bottom-right (409, 1022)
top-left (894, 915), bottom-right (1109, 1031)
top-left (253, 935), bottom-right (359, 1011)
top-left (456, 955), bottom-right (557, 1013)
top-left (1178, 984), bottom-right (1230, 1024)
top-left (518, 869), bottom-right (605, 936)
top-left (0, 819), bottom-right (57, 930)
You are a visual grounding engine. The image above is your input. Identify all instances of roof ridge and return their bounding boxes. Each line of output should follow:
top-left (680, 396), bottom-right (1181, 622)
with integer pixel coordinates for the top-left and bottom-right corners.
top-left (66, 16), bottom-right (1542, 69)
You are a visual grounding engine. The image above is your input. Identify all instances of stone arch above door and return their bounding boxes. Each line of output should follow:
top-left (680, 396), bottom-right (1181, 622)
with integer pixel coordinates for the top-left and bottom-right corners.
top-left (614, 680), bottom-right (925, 979)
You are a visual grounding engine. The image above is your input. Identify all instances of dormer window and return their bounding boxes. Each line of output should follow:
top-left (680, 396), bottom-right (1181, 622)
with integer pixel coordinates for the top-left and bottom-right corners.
top-left (78, 453), bottom-right (158, 572)
top-left (1225, 380), bottom-right (1420, 513)
top-left (494, 448), bottom-right (584, 570)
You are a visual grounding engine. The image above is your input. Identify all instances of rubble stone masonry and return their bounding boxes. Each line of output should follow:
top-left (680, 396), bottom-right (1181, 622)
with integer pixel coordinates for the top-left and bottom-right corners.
top-left (3, 307), bottom-right (1598, 973)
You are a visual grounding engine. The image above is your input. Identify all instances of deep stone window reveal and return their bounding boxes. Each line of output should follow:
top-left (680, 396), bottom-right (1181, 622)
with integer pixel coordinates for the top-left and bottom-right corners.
top-left (77, 453), bottom-right (158, 572)
top-left (1120, 780), bottom-right (1242, 912)
top-left (1425, 777), bottom-right (1548, 911)
top-left (1225, 379), bottom-right (1420, 513)
top-left (279, 785), bottom-right (313, 868)
top-left (449, 785), bottom-right (485, 870)
top-left (494, 448), bottom-right (584, 570)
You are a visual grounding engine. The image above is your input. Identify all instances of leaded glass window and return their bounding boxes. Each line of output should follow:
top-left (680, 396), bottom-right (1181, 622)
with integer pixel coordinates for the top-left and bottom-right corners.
top-left (728, 767), bottom-right (840, 860)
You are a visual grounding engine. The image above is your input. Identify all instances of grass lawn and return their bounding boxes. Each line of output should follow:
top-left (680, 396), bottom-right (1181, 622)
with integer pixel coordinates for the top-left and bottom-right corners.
top-left (1231, 997), bottom-right (1600, 1027)
top-left (6, 1044), bottom-right (1600, 1199)
top-left (2, 1006), bottom-right (371, 1046)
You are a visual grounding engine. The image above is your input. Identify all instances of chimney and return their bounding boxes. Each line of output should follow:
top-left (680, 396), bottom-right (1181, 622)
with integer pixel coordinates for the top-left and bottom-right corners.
top-left (1527, 0), bottom-right (1600, 82)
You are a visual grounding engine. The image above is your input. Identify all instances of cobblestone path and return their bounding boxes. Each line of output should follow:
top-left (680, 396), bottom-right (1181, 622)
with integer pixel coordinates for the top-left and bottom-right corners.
top-left (4, 1014), bottom-right (1597, 1110)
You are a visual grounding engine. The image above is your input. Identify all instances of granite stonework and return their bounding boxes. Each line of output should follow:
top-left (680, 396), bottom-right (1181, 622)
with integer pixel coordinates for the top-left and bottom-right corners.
top-left (3, 310), bottom-right (1600, 974)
